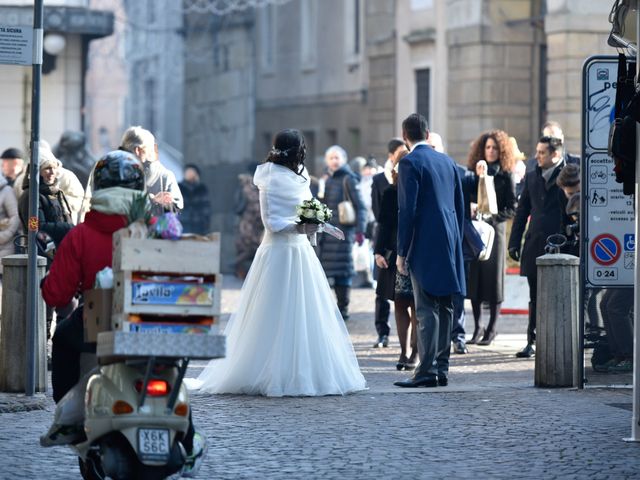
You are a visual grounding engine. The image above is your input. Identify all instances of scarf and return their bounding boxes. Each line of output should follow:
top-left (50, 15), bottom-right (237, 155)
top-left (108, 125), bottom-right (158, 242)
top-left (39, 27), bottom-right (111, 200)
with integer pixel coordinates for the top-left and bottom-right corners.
top-left (39, 177), bottom-right (60, 195)
top-left (90, 187), bottom-right (142, 216)
top-left (143, 160), bottom-right (163, 190)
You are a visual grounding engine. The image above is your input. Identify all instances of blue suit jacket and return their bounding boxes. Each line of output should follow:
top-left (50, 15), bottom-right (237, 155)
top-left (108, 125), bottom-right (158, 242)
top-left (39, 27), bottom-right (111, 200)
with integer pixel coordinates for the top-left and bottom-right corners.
top-left (397, 144), bottom-right (466, 296)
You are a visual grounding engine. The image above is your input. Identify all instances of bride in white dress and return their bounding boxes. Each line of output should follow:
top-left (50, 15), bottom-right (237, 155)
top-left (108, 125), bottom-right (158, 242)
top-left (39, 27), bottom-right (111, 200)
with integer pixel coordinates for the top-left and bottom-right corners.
top-left (195, 129), bottom-right (366, 397)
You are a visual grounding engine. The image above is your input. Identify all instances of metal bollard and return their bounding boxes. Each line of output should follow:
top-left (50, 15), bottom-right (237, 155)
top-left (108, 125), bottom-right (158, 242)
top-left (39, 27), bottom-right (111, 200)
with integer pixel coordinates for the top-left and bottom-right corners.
top-left (535, 253), bottom-right (580, 388)
top-left (0, 254), bottom-right (47, 392)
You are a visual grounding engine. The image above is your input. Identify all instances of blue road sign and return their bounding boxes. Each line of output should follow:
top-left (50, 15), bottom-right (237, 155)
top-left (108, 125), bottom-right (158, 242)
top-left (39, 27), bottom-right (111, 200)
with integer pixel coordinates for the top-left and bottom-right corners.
top-left (624, 234), bottom-right (635, 251)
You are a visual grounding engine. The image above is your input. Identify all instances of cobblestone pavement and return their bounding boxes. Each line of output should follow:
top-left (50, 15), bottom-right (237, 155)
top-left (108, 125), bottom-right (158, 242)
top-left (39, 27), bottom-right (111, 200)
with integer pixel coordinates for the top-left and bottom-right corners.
top-left (0, 279), bottom-right (637, 479)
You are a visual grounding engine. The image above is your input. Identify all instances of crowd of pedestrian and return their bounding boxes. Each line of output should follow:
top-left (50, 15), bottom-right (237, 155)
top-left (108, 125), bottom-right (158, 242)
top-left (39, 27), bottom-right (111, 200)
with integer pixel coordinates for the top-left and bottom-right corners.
top-left (293, 113), bottom-right (632, 379)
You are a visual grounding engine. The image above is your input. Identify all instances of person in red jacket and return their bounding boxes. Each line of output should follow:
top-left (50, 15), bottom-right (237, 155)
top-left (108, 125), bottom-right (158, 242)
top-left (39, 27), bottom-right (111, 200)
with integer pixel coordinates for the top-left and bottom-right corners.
top-left (43, 150), bottom-right (144, 401)
top-left (42, 150), bottom-right (205, 475)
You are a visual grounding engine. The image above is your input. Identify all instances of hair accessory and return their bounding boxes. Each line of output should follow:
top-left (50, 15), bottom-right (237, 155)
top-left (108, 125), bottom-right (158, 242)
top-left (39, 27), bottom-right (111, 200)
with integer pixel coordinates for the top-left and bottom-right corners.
top-left (270, 147), bottom-right (290, 157)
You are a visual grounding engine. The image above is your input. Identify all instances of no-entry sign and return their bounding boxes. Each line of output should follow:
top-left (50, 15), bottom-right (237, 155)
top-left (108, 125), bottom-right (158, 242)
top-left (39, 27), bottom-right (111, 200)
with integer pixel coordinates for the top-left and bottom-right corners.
top-left (590, 233), bottom-right (621, 266)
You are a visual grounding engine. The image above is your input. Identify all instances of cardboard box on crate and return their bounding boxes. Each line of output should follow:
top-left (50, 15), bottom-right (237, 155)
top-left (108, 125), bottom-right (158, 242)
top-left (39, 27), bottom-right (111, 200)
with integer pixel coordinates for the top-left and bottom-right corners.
top-left (96, 229), bottom-right (225, 359)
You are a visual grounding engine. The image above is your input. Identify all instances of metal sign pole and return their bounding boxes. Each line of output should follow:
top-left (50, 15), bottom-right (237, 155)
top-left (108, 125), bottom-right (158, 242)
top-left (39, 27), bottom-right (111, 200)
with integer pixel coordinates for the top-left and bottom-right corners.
top-left (25, 0), bottom-right (43, 397)
top-left (627, 0), bottom-right (640, 443)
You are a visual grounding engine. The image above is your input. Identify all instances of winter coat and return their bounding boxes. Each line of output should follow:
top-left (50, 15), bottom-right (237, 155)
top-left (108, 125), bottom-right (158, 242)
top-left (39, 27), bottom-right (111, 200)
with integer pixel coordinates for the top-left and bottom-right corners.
top-left (41, 210), bottom-right (128, 308)
top-left (508, 161), bottom-right (569, 277)
top-left (19, 178), bottom-right (73, 247)
top-left (397, 144), bottom-right (466, 297)
top-left (179, 180), bottom-right (211, 235)
top-left (144, 161), bottom-right (183, 215)
top-left (0, 176), bottom-right (20, 272)
top-left (318, 164), bottom-right (367, 279)
top-left (467, 165), bottom-right (517, 303)
top-left (234, 173), bottom-right (264, 269)
top-left (373, 184), bottom-right (399, 300)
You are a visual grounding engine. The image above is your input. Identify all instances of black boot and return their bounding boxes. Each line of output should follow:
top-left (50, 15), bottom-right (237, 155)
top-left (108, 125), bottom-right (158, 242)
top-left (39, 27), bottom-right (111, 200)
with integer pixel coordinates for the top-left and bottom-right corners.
top-left (334, 285), bottom-right (351, 321)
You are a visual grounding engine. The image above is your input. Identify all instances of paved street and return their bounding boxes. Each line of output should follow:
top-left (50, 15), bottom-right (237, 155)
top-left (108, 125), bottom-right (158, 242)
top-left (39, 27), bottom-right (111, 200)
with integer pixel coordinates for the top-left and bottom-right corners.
top-left (0, 278), bottom-right (638, 479)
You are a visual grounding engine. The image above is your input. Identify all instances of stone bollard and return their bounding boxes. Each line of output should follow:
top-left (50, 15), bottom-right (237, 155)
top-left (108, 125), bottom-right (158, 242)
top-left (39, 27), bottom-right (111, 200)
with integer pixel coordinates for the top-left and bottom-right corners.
top-left (0, 254), bottom-right (48, 392)
top-left (535, 253), bottom-right (580, 388)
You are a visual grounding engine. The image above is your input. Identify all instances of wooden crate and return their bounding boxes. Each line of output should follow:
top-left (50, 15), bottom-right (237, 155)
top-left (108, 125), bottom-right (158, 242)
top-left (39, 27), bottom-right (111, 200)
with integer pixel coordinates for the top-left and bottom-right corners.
top-left (111, 271), bottom-right (222, 318)
top-left (112, 230), bottom-right (220, 274)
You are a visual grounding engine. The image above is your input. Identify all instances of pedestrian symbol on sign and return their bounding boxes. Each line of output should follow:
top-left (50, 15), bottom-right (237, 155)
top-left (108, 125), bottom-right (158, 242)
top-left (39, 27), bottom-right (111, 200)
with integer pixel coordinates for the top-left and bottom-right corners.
top-left (589, 188), bottom-right (607, 207)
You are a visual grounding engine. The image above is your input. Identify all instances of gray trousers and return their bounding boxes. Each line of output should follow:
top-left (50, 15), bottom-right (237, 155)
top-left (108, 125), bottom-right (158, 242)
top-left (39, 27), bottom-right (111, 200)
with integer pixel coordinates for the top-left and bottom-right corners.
top-left (410, 273), bottom-right (453, 380)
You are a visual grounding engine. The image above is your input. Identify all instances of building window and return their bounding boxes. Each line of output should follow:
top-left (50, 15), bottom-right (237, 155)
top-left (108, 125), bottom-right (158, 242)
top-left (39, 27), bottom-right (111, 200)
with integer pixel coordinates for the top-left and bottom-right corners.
top-left (213, 44), bottom-right (229, 72)
top-left (302, 130), bottom-right (316, 173)
top-left (259, 5), bottom-right (277, 72)
top-left (345, 0), bottom-right (362, 63)
top-left (326, 129), bottom-right (338, 146)
top-left (415, 68), bottom-right (431, 126)
top-left (264, 132), bottom-right (273, 154)
top-left (300, 0), bottom-right (317, 70)
top-left (349, 128), bottom-right (361, 155)
top-left (144, 78), bottom-right (156, 134)
top-left (147, 0), bottom-right (156, 24)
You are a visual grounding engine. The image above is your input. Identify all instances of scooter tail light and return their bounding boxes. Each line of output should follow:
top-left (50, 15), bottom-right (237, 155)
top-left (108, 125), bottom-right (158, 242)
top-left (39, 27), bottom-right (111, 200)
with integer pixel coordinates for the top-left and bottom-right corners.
top-left (174, 403), bottom-right (189, 417)
top-left (112, 400), bottom-right (134, 415)
top-left (135, 379), bottom-right (171, 397)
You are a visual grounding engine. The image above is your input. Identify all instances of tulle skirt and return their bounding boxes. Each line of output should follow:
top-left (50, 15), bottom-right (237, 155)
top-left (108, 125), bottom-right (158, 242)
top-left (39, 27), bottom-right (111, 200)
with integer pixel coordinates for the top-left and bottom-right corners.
top-left (194, 231), bottom-right (367, 397)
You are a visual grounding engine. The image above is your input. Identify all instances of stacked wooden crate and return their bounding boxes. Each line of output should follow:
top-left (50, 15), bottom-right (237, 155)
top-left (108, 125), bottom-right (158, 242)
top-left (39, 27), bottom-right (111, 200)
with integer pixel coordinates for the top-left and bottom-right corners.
top-left (96, 229), bottom-right (225, 359)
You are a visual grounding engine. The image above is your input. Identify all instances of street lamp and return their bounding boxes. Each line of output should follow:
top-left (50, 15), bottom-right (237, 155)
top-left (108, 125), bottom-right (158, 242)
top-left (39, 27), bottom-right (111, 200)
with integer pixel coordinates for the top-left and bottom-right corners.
top-left (42, 33), bottom-right (66, 75)
top-left (43, 33), bottom-right (66, 56)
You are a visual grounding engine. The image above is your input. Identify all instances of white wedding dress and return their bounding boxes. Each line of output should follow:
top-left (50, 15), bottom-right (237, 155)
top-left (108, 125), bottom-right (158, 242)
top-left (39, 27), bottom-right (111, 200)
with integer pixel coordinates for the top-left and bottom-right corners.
top-left (194, 162), bottom-right (366, 397)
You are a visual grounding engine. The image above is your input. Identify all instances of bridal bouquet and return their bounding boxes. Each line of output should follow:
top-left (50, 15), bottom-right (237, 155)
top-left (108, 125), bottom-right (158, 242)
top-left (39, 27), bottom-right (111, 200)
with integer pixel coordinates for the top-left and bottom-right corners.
top-left (296, 198), bottom-right (344, 246)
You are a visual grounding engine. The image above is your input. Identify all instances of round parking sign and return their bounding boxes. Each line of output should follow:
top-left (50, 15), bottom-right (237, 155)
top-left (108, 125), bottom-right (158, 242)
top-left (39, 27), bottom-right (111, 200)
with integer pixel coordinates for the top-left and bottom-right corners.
top-left (590, 234), bottom-right (621, 266)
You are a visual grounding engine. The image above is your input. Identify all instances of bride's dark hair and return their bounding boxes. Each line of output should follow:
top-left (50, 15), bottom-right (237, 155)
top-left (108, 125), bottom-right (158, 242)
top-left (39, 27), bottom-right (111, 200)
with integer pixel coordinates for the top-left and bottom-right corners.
top-left (265, 129), bottom-right (307, 177)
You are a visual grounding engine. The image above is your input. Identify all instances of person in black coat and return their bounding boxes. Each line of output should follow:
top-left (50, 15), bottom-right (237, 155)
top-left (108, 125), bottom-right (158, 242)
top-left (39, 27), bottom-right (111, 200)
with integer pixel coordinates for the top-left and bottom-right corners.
top-left (370, 137), bottom-right (406, 347)
top-left (374, 150), bottom-right (418, 370)
top-left (18, 155), bottom-right (73, 250)
top-left (178, 164), bottom-right (211, 235)
top-left (466, 130), bottom-right (517, 346)
top-left (525, 121), bottom-right (580, 173)
top-left (318, 145), bottom-right (367, 321)
top-left (508, 136), bottom-right (569, 358)
top-left (19, 150), bottom-right (74, 340)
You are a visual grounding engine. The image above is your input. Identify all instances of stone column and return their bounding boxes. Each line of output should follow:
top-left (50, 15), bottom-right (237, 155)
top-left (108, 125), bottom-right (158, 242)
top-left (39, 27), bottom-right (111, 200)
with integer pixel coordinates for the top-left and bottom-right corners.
top-left (0, 255), bottom-right (47, 393)
top-left (446, 0), bottom-right (538, 162)
top-left (535, 254), bottom-right (580, 388)
top-left (544, 0), bottom-right (613, 154)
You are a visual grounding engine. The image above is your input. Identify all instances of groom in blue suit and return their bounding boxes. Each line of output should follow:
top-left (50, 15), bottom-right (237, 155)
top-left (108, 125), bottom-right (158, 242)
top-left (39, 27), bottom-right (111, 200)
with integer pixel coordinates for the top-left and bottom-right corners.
top-left (394, 114), bottom-right (466, 388)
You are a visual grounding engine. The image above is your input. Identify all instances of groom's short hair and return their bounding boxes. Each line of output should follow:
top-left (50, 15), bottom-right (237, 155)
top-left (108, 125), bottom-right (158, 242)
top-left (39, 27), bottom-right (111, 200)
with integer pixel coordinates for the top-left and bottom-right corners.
top-left (402, 114), bottom-right (429, 142)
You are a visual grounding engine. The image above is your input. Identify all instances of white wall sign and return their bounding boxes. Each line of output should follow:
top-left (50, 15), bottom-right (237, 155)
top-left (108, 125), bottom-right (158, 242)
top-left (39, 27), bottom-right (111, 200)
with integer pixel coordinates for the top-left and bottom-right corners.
top-left (583, 56), bottom-right (635, 287)
top-left (0, 24), bottom-right (32, 66)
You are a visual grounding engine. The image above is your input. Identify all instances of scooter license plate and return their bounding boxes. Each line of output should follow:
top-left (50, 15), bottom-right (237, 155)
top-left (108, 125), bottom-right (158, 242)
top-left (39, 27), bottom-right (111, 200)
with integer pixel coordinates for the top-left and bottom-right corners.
top-left (137, 428), bottom-right (170, 461)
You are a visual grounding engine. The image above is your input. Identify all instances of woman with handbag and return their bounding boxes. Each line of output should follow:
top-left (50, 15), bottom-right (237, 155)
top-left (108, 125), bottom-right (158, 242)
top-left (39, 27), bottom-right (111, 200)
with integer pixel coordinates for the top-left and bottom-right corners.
top-left (373, 150), bottom-right (418, 370)
top-left (317, 145), bottom-right (367, 321)
top-left (466, 130), bottom-right (517, 346)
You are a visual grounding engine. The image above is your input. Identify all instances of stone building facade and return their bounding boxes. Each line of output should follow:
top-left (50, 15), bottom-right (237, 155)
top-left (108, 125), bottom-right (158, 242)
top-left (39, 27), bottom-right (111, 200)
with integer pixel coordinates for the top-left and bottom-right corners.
top-left (183, 0), bottom-right (615, 271)
top-left (0, 1), bottom-right (113, 154)
top-left (123, 0), bottom-right (185, 157)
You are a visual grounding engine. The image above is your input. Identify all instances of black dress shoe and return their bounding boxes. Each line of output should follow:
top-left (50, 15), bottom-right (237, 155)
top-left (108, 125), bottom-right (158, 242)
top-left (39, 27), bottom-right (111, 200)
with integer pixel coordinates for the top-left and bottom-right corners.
top-left (515, 343), bottom-right (535, 358)
top-left (437, 376), bottom-right (448, 387)
top-left (393, 378), bottom-right (438, 388)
